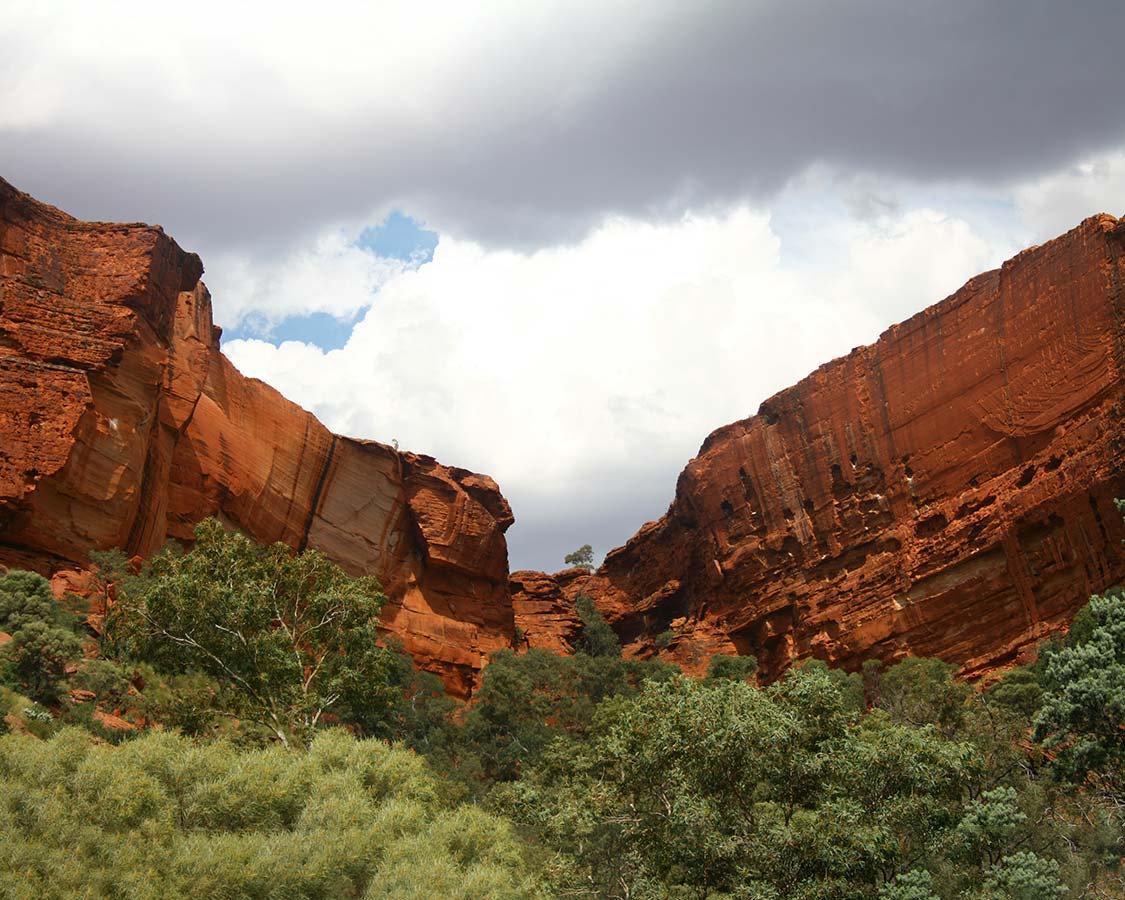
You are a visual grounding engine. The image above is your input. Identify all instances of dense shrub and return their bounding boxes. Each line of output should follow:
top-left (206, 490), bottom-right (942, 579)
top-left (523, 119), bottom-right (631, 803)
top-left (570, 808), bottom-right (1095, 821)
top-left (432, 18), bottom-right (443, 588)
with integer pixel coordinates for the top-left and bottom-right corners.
top-left (0, 570), bottom-right (84, 703)
top-left (106, 519), bottom-right (399, 747)
top-left (0, 728), bottom-right (543, 900)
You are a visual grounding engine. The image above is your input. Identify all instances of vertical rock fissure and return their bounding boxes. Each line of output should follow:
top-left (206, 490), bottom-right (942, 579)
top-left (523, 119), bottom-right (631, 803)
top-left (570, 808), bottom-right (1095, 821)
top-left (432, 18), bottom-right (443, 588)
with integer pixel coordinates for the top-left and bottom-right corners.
top-left (300, 434), bottom-right (337, 551)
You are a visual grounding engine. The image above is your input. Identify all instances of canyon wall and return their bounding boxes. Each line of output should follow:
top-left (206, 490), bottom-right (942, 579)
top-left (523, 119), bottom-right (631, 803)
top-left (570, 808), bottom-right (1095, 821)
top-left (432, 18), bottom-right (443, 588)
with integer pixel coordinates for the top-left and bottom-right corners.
top-left (5, 173), bottom-right (1124, 692)
top-left (516, 213), bottom-right (1125, 679)
top-left (0, 177), bottom-right (514, 696)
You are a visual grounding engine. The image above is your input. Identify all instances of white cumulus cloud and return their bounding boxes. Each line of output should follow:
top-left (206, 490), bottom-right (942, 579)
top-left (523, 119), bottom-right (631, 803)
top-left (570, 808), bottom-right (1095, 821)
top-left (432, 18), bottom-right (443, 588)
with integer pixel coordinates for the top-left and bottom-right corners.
top-left (1015, 151), bottom-right (1125, 239)
top-left (208, 230), bottom-right (410, 331)
top-left (223, 204), bottom-right (1005, 570)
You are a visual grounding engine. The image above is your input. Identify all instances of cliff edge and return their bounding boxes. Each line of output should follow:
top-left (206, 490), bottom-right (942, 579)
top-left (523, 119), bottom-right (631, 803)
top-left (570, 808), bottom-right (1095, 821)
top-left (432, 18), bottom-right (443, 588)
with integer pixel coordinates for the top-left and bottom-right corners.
top-left (516, 213), bottom-right (1125, 679)
top-left (0, 176), bottom-right (514, 697)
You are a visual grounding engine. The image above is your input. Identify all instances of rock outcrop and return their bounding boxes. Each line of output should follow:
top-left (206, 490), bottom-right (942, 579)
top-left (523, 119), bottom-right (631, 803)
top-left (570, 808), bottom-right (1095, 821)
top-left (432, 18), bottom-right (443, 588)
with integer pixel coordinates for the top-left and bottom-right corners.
top-left (5, 172), bottom-right (1125, 693)
top-left (0, 176), bottom-right (514, 696)
top-left (510, 568), bottom-right (586, 654)
top-left (517, 213), bottom-right (1125, 679)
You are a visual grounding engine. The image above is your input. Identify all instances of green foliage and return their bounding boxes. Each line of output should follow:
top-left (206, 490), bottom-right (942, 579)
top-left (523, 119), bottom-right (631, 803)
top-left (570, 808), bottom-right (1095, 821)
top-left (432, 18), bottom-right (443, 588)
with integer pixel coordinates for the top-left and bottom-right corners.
top-left (796, 656), bottom-right (866, 713)
top-left (652, 629), bottom-right (676, 650)
top-left (463, 648), bottom-right (676, 782)
top-left (0, 728), bottom-right (543, 900)
top-left (5, 509), bottom-right (1124, 898)
top-left (972, 852), bottom-right (1068, 900)
top-left (106, 519), bottom-right (399, 747)
top-left (379, 647), bottom-right (462, 767)
top-left (955, 786), bottom-right (1027, 866)
top-left (1033, 591), bottom-right (1125, 786)
top-left (879, 869), bottom-right (941, 900)
top-left (509, 668), bottom-right (979, 899)
top-left (0, 570), bottom-right (84, 703)
top-left (574, 593), bottom-right (621, 658)
top-left (564, 543), bottom-right (594, 570)
top-left (986, 666), bottom-right (1046, 719)
top-left (70, 658), bottom-right (133, 707)
top-left (705, 652), bottom-right (758, 681)
top-left (874, 656), bottom-right (971, 737)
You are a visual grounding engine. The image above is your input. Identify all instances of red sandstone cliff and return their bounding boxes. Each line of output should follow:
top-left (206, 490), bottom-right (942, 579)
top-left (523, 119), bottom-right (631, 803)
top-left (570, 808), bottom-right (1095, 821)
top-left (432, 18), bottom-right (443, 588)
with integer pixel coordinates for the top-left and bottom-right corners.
top-left (5, 172), bottom-right (1125, 693)
top-left (516, 213), bottom-right (1125, 679)
top-left (0, 176), bottom-right (514, 697)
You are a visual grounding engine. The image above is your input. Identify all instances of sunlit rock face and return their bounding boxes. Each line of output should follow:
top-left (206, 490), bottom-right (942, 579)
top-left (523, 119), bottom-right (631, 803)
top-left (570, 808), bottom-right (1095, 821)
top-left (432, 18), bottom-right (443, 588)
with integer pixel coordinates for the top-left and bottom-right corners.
top-left (0, 176), bottom-right (514, 698)
top-left (517, 213), bottom-right (1125, 680)
top-left (4, 172), bottom-right (1125, 695)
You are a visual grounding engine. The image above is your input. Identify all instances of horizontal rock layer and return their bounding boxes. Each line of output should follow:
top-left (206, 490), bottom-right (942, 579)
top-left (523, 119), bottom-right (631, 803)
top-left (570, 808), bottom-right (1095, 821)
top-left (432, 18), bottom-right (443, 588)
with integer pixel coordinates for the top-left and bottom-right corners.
top-left (517, 213), bottom-right (1125, 679)
top-left (0, 177), bottom-right (514, 697)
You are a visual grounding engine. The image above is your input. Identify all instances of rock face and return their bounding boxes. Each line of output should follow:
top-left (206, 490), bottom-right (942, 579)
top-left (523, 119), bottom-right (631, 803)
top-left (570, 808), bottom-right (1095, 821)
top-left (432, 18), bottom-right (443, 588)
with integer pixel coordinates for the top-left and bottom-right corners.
top-left (510, 568), bottom-right (586, 654)
top-left (517, 214), bottom-right (1125, 679)
top-left (5, 173), bottom-right (1125, 694)
top-left (0, 176), bottom-right (514, 697)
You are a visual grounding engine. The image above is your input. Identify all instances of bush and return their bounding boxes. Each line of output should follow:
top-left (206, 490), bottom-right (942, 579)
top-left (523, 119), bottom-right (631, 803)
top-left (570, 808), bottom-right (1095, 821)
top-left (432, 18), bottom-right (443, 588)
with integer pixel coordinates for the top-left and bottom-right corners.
top-left (705, 652), bottom-right (757, 681)
top-left (0, 728), bottom-right (544, 899)
top-left (652, 629), bottom-right (675, 650)
top-left (575, 594), bottom-right (620, 658)
top-left (463, 648), bottom-right (678, 782)
top-left (509, 668), bottom-right (979, 899)
top-left (0, 570), bottom-right (84, 704)
top-left (106, 519), bottom-right (399, 747)
top-left (1033, 591), bottom-right (1125, 787)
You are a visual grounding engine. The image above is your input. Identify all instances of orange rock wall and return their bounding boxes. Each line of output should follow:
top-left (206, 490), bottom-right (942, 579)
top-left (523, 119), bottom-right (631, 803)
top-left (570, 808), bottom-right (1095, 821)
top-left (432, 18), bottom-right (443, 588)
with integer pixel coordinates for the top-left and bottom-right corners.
top-left (518, 214), bottom-right (1125, 679)
top-left (0, 177), bottom-right (514, 696)
top-left (6, 172), bottom-right (1125, 693)
top-left (510, 568), bottom-right (585, 654)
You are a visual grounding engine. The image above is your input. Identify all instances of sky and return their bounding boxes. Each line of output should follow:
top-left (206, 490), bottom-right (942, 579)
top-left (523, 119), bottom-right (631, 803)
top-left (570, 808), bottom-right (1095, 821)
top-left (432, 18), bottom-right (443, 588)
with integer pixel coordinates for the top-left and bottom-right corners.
top-left (3, 1), bottom-right (1125, 571)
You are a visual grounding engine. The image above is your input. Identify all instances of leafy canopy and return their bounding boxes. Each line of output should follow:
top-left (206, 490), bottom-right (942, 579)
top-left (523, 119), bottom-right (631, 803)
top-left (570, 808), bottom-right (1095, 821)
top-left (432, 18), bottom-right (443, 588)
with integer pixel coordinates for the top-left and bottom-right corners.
top-left (508, 667), bottom-right (981, 899)
top-left (1033, 590), bottom-right (1125, 788)
top-left (575, 593), bottom-right (620, 658)
top-left (564, 544), bottom-right (594, 570)
top-left (107, 518), bottom-right (398, 747)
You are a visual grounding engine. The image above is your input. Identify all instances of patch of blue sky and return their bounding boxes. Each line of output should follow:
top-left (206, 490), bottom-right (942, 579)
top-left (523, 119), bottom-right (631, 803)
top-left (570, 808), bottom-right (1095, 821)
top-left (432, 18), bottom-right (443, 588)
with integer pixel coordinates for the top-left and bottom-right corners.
top-left (358, 210), bottom-right (438, 264)
top-left (273, 311), bottom-right (360, 350)
top-left (223, 211), bottom-right (438, 351)
top-left (223, 310), bottom-right (361, 351)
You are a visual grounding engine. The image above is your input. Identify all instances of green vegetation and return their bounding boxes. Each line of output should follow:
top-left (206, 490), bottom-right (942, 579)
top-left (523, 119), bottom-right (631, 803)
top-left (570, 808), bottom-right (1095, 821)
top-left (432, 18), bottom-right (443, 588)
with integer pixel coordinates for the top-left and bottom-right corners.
top-left (575, 592), bottom-right (620, 657)
top-left (564, 543), bottom-right (594, 570)
top-left (459, 648), bottom-right (677, 784)
top-left (1032, 591), bottom-right (1125, 790)
top-left (0, 515), bottom-right (1120, 898)
top-left (705, 650), bottom-right (758, 681)
top-left (0, 570), bottom-right (84, 704)
top-left (652, 628), bottom-right (676, 650)
top-left (106, 519), bottom-right (398, 747)
top-left (0, 728), bottom-right (542, 900)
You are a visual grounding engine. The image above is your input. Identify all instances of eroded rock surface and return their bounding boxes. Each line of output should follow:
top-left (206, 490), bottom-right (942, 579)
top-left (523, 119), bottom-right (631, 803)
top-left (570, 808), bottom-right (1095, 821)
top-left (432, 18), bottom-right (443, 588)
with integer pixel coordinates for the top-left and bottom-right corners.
top-left (510, 568), bottom-right (586, 654)
top-left (5, 173), bottom-right (1125, 693)
top-left (518, 214), bottom-right (1125, 679)
top-left (0, 177), bottom-right (513, 696)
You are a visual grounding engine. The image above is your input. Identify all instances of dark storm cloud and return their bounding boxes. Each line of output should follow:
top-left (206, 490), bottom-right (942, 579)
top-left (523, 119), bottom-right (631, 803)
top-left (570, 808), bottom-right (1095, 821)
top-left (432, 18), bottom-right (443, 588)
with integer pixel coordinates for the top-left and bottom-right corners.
top-left (2, 1), bottom-right (1123, 256)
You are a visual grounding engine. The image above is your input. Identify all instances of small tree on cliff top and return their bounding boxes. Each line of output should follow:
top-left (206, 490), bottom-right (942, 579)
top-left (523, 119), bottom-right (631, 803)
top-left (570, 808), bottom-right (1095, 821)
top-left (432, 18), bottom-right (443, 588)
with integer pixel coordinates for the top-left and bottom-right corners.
top-left (106, 518), bottom-right (398, 747)
top-left (564, 544), bottom-right (594, 570)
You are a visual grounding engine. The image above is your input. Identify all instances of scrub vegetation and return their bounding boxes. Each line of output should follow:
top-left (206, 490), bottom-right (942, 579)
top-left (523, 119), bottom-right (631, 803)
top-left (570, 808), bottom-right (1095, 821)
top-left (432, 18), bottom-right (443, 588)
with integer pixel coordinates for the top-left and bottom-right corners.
top-left (0, 517), bottom-right (1121, 899)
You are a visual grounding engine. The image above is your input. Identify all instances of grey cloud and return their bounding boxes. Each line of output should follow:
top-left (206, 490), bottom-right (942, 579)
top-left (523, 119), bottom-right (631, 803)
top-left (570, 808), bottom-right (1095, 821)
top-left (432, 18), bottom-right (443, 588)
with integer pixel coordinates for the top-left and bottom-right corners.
top-left (2, 1), bottom-right (1124, 257)
top-left (503, 468), bottom-right (677, 573)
